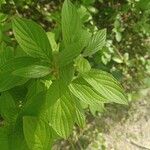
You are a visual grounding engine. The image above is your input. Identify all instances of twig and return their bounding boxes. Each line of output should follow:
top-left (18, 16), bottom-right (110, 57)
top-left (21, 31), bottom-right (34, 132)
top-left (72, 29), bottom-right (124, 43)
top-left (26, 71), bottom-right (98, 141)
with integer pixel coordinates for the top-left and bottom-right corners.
top-left (130, 140), bottom-right (150, 150)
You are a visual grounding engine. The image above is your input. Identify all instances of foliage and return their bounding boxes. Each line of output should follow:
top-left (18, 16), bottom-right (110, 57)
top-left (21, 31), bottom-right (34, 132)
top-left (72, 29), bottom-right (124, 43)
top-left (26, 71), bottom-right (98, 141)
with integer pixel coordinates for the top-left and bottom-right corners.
top-left (0, 0), bottom-right (128, 149)
top-left (87, 0), bottom-right (150, 91)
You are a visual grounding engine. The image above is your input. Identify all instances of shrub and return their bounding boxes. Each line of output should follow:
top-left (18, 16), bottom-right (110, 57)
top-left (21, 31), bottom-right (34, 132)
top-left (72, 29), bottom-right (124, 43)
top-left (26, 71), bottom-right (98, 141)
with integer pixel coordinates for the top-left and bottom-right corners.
top-left (0, 0), bottom-right (127, 149)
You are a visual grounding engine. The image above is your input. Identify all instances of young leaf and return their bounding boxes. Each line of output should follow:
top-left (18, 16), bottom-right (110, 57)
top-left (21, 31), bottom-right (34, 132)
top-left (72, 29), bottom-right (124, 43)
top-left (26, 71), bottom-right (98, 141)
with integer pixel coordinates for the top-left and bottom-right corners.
top-left (59, 30), bottom-right (90, 67)
top-left (75, 55), bottom-right (91, 73)
top-left (47, 32), bottom-right (59, 52)
top-left (60, 0), bottom-right (89, 67)
top-left (13, 65), bottom-right (51, 78)
top-left (77, 5), bottom-right (91, 23)
top-left (83, 29), bottom-right (106, 56)
top-left (62, 0), bottom-right (81, 46)
top-left (82, 69), bottom-right (128, 105)
top-left (60, 0), bottom-right (91, 67)
top-left (59, 42), bottom-right (81, 67)
top-left (12, 17), bottom-right (52, 61)
top-left (23, 116), bottom-right (53, 150)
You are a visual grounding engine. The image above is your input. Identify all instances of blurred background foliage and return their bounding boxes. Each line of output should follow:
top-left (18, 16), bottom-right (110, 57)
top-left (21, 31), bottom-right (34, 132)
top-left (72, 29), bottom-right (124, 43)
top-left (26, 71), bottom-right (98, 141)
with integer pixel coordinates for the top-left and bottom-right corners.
top-left (0, 0), bottom-right (150, 149)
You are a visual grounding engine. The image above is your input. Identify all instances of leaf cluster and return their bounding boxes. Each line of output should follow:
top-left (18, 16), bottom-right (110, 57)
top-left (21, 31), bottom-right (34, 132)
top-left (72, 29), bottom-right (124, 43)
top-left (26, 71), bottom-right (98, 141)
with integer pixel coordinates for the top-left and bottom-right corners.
top-left (0, 0), bottom-right (127, 149)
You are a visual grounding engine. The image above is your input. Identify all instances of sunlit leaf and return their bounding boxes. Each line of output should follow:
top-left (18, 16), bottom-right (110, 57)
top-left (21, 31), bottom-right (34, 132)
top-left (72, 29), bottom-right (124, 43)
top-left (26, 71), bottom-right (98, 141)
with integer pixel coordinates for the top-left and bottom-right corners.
top-left (12, 17), bottom-right (52, 61)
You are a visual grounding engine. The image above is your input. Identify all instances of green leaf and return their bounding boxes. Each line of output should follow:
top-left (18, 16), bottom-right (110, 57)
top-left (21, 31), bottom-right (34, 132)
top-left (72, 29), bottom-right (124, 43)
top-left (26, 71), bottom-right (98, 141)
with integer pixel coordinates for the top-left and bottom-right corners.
top-left (59, 30), bottom-right (90, 67)
top-left (22, 81), bottom-right (46, 117)
top-left (77, 5), bottom-right (91, 23)
top-left (9, 121), bottom-right (30, 150)
top-left (82, 69), bottom-right (128, 105)
top-left (9, 135), bottom-right (29, 150)
top-left (59, 43), bottom-right (81, 67)
top-left (75, 108), bottom-right (85, 128)
top-left (13, 65), bottom-right (51, 78)
top-left (59, 63), bottom-right (74, 85)
top-left (46, 80), bottom-right (63, 107)
top-left (47, 32), bottom-right (59, 52)
top-left (12, 17), bottom-right (52, 61)
top-left (46, 80), bottom-right (75, 138)
top-left (23, 116), bottom-right (53, 150)
top-left (0, 56), bottom-right (39, 72)
top-left (75, 55), bottom-right (91, 73)
top-left (74, 101), bottom-right (85, 128)
top-left (9, 85), bottom-right (28, 104)
top-left (89, 103), bottom-right (105, 116)
top-left (23, 91), bottom-right (46, 116)
top-left (26, 80), bottom-right (46, 99)
top-left (115, 32), bottom-right (122, 42)
top-left (112, 56), bottom-right (123, 63)
top-left (0, 92), bottom-right (17, 122)
top-left (45, 64), bottom-right (75, 138)
top-left (83, 29), bottom-right (106, 56)
top-left (0, 0), bottom-right (6, 5)
top-left (81, 0), bottom-right (95, 5)
top-left (0, 57), bottom-right (40, 92)
top-left (62, 0), bottom-right (81, 46)
top-left (0, 127), bottom-right (9, 150)
top-left (46, 64), bottom-right (74, 106)
top-left (14, 46), bottom-right (28, 57)
top-left (0, 45), bottom-right (14, 68)
top-left (69, 78), bottom-right (107, 106)
top-left (47, 92), bottom-right (75, 138)
top-left (60, 0), bottom-right (92, 67)
top-left (0, 72), bottom-right (28, 92)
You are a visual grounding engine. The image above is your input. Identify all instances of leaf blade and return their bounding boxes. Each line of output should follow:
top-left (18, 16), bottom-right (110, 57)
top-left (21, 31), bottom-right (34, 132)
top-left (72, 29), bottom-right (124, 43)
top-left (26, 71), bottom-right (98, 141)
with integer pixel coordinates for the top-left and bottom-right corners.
top-left (69, 78), bottom-right (107, 106)
top-left (0, 92), bottom-right (17, 122)
top-left (62, 0), bottom-right (81, 46)
top-left (82, 69), bottom-right (128, 105)
top-left (46, 80), bottom-right (75, 138)
top-left (12, 17), bottom-right (52, 61)
top-left (83, 29), bottom-right (106, 56)
top-left (23, 116), bottom-right (53, 150)
top-left (47, 91), bottom-right (75, 138)
top-left (13, 65), bottom-right (51, 78)
top-left (0, 72), bottom-right (28, 92)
